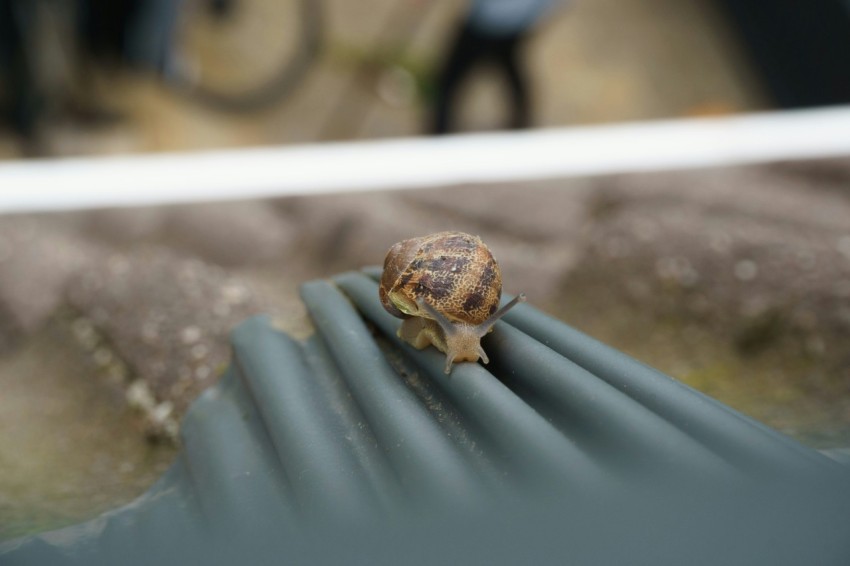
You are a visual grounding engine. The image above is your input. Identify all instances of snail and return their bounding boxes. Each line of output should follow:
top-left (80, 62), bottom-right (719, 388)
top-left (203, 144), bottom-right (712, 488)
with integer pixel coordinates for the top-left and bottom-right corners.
top-left (379, 231), bottom-right (526, 374)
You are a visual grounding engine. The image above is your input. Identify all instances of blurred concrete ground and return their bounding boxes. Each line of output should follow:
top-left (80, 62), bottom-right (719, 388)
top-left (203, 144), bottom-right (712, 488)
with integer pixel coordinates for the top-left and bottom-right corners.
top-left (0, 0), bottom-right (765, 157)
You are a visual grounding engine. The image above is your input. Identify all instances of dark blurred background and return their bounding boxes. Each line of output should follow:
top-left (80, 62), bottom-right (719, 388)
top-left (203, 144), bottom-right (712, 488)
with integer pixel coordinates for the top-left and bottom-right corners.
top-left (2, 0), bottom-right (848, 157)
top-left (4, 0), bottom-right (850, 157)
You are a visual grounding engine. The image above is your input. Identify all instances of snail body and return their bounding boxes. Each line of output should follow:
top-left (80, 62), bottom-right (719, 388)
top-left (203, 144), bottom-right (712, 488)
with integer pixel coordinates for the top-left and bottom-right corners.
top-left (379, 231), bottom-right (525, 374)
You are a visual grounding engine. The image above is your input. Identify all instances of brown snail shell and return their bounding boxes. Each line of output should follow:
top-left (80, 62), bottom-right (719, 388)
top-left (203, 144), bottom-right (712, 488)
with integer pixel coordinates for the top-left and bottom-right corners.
top-left (379, 231), bottom-right (526, 374)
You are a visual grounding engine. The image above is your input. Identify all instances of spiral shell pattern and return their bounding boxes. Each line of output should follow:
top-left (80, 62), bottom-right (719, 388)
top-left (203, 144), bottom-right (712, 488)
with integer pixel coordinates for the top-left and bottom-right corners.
top-left (380, 231), bottom-right (502, 325)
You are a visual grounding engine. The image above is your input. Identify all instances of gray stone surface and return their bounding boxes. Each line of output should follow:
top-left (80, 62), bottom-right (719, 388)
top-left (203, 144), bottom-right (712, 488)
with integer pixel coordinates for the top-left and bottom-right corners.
top-left (0, 216), bottom-right (105, 347)
top-left (161, 201), bottom-right (297, 267)
top-left (2, 157), bottom-right (850, 541)
top-left (65, 247), bottom-right (272, 438)
top-left (0, 314), bottom-right (175, 542)
top-left (279, 180), bottom-right (590, 298)
top-left (582, 166), bottom-right (850, 302)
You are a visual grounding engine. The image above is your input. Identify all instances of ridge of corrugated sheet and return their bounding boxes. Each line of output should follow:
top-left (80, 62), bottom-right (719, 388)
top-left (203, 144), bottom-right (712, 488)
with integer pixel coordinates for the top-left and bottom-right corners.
top-left (2, 269), bottom-right (848, 565)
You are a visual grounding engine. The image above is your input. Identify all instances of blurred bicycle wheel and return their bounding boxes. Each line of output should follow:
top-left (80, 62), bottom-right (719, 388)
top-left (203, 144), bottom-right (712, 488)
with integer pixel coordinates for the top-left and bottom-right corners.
top-left (169, 0), bottom-right (321, 113)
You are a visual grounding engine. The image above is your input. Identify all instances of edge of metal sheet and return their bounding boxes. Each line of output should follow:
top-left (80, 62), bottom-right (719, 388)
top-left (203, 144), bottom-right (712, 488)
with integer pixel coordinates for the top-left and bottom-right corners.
top-left (2, 269), bottom-right (849, 566)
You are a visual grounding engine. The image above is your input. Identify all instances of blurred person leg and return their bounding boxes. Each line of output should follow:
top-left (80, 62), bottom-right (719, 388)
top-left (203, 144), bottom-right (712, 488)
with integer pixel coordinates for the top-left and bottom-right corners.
top-left (430, 0), bottom-right (564, 134)
top-left (0, 0), bottom-right (44, 145)
top-left (68, 0), bottom-right (140, 124)
top-left (76, 0), bottom-right (138, 64)
top-left (490, 31), bottom-right (530, 130)
top-left (124, 0), bottom-right (184, 75)
top-left (430, 22), bottom-right (532, 134)
top-left (431, 21), bottom-right (490, 135)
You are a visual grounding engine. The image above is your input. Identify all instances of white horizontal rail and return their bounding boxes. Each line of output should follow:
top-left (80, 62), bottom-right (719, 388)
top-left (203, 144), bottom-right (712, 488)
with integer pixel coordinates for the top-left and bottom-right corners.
top-left (1, 106), bottom-right (849, 213)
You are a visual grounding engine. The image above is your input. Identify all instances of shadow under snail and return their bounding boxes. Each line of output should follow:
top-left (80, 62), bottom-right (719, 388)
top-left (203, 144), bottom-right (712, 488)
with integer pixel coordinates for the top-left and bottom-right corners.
top-left (379, 231), bottom-right (526, 374)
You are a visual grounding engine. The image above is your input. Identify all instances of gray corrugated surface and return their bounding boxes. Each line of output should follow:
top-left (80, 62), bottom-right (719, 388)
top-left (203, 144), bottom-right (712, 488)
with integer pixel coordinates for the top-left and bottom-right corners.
top-left (2, 269), bottom-right (849, 566)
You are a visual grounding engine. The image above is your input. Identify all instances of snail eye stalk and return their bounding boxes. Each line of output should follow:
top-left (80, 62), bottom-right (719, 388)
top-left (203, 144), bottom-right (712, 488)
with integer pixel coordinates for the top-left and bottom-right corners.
top-left (474, 293), bottom-right (526, 338)
top-left (417, 294), bottom-right (527, 374)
